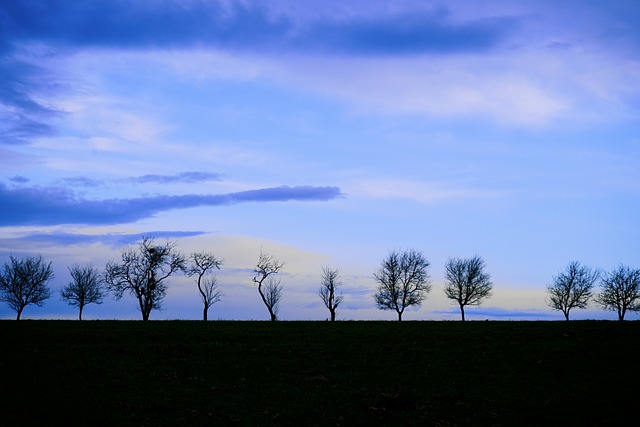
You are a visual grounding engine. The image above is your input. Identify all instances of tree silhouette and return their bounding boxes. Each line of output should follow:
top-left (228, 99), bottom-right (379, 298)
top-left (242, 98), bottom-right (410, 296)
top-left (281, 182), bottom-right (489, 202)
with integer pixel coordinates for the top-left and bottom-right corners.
top-left (547, 261), bottom-right (599, 321)
top-left (105, 237), bottom-right (186, 321)
top-left (595, 264), bottom-right (640, 321)
top-left (252, 250), bottom-right (285, 321)
top-left (318, 266), bottom-right (343, 321)
top-left (187, 251), bottom-right (223, 321)
top-left (0, 255), bottom-right (53, 320)
top-left (443, 255), bottom-right (493, 321)
top-left (60, 264), bottom-right (105, 320)
top-left (373, 249), bottom-right (431, 321)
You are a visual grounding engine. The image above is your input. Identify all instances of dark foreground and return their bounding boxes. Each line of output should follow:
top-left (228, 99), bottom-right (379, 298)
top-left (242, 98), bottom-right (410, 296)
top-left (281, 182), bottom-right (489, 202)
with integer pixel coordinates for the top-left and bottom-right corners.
top-left (0, 320), bottom-right (638, 426)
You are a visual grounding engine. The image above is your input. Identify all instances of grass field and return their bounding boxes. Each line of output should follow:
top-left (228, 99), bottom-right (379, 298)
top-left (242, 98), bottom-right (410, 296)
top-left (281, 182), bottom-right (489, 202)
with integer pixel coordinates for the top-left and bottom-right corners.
top-left (1, 320), bottom-right (638, 426)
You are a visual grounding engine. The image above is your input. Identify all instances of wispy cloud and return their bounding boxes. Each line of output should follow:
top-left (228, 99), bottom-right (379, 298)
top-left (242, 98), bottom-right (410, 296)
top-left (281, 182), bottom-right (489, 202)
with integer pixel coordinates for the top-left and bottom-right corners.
top-left (2, 231), bottom-right (207, 249)
top-left (0, 183), bottom-right (344, 226)
top-left (60, 172), bottom-right (224, 187)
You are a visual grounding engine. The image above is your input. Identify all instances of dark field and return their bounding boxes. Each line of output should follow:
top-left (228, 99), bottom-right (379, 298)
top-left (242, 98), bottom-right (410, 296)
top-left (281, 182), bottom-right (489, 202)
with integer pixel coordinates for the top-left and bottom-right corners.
top-left (1, 321), bottom-right (638, 426)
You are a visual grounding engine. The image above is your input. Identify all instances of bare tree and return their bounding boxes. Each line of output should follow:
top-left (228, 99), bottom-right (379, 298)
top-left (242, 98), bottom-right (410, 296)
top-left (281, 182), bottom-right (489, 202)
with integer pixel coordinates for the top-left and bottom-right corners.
top-left (263, 276), bottom-right (283, 320)
top-left (443, 255), bottom-right (493, 321)
top-left (0, 255), bottom-right (53, 320)
top-left (187, 251), bottom-right (223, 321)
top-left (547, 261), bottom-right (599, 321)
top-left (104, 237), bottom-right (186, 321)
top-left (252, 250), bottom-right (285, 321)
top-left (595, 265), bottom-right (640, 321)
top-left (318, 266), bottom-right (343, 321)
top-left (60, 264), bottom-right (105, 320)
top-left (373, 249), bottom-right (431, 321)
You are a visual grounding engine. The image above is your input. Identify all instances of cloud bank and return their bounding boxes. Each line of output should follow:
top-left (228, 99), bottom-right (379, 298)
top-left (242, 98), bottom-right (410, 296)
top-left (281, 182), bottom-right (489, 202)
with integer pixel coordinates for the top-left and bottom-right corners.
top-left (0, 0), bottom-right (516, 145)
top-left (0, 183), bottom-right (343, 226)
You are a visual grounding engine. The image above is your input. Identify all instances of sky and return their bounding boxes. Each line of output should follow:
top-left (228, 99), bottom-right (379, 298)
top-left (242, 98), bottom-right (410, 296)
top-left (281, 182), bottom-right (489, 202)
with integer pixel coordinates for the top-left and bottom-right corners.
top-left (1, 0), bottom-right (639, 321)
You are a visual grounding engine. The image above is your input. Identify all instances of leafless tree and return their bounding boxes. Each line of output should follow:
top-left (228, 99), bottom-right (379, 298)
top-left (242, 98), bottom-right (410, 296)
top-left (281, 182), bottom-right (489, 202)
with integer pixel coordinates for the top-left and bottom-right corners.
top-left (60, 264), bottom-right (105, 320)
top-left (318, 266), bottom-right (343, 321)
top-left (187, 251), bottom-right (223, 321)
top-left (547, 261), bottom-right (599, 321)
top-left (263, 276), bottom-right (283, 320)
top-left (595, 265), bottom-right (640, 321)
top-left (104, 236), bottom-right (186, 321)
top-left (373, 249), bottom-right (431, 321)
top-left (443, 255), bottom-right (493, 321)
top-left (0, 255), bottom-right (53, 320)
top-left (252, 250), bottom-right (285, 321)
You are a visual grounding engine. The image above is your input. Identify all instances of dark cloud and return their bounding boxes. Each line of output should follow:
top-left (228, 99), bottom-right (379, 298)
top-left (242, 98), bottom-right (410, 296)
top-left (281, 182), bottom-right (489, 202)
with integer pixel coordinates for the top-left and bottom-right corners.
top-left (0, 1), bottom-right (290, 52)
top-left (0, 1), bottom-right (516, 145)
top-left (0, 182), bottom-right (344, 226)
top-left (0, 57), bottom-right (61, 145)
top-left (9, 176), bottom-right (30, 184)
top-left (299, 12), bottom-right (514, 56)
top-left (1, 1), bottom-right (513, 55)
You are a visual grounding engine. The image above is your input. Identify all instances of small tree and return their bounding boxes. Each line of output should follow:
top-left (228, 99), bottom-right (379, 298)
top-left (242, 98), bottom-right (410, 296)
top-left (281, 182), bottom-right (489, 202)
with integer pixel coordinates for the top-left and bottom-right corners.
top-left (252, 250), bottom-right (285, 321)
top-left (187, 251), bottom-right (223, 321)
top-left (0, 255), bottom-right (53, 320)
top-left (595, 265), bottom-right (640, 321)
top-left (443, 255), bottom-right (493, 321)
top-left (60, 264), bottom-right (105, 320)
top-left (318, 266), bottom-right (343, 321)
top-left (263, 276), bottom-right (283, 320)
top-left (547, 261), bottom-right (599, 321)
top-left (104, 237), bottom-right (186, 321)
top-left (373, 249), bottom-right (431, 321)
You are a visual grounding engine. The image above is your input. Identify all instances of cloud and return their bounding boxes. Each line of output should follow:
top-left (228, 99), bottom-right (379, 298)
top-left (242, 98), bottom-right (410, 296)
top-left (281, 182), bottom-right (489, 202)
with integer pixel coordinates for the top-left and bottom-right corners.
top-left (8, 231), bottom-right (207, 248)
top-left (125, 172), bottom-right (224, 185)
top-left (9, 176), bottom-right (30, 184)
top-left (0, 182), bottom-right (344, 226)
top-left (0, 1), bottom-right (514, 145)
top-left (0, 1), bottom-right (512, 55)
top-left (0, 57), bottom-right (61, 144)
top-left (60, 172), bottom-right (223, 187)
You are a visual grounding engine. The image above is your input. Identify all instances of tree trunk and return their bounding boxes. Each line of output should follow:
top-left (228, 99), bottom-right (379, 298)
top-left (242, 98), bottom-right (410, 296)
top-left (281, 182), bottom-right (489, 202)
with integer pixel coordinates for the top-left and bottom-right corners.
top-left (330, 310), bottom-right (336, 321)
top-left (203, 305), bottom-right (208, 321)
top-left (618, 308), bottom-right (625, 321)
top-left (397, 311), bottom-right (402, 321)
top-left (78, 305), bottom-right (83, 321)
top-left (270, 311), bottom-right (277, 321)
top-left (460, 305), bottom-right (465, 322)
top-left (16, 307), bottom-right (23, 321)
top-left (563, 311), bottom-right (570, 321)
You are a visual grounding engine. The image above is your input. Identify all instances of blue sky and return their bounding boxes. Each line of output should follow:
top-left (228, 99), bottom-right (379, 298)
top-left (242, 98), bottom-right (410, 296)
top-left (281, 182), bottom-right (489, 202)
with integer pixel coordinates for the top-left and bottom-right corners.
top-left (1, 0), bottom-right (639, 320)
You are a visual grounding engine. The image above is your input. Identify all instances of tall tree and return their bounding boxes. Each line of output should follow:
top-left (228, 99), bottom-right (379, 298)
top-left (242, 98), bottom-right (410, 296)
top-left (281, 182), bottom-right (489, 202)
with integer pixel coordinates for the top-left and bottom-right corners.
top-left (595, 265), bottom-right (640, 321)
top-left (187, 251), bottom-right (223, 321)
top-left (60, 264), bottom-right (105, 320)
top-left (547, 261), bottom-right (599, 321)
top-left (443, 255), bottom-right (493, 321)
top-left (373, 249), bottom-right (431, 321)
top-left (318, 266), bottom-right (343, 321)
top-left (104, 237), bottom-right (186, 321)
top-left (252, 250), bottom-right (285, 321)
top-left (0, 255), bottom-right (53, 320)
